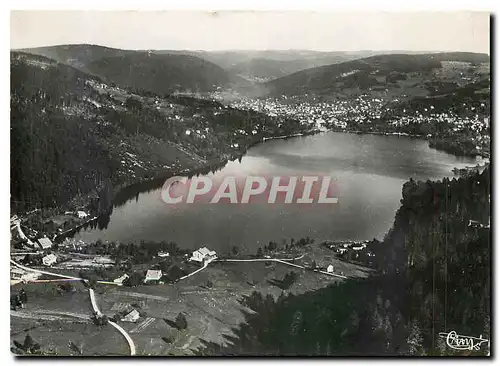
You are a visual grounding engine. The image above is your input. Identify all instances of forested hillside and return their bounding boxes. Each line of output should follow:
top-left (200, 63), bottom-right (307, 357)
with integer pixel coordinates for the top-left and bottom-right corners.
top-left (18, 44), bottom-right (251, 94)
top-left (10, 52), bottom-right (307, 213)
top-left (85, 53), bottom-right (250, 95)
top-left (195, 167), bottom-right (490, 356)
top-left (264, 52), bottom-right (490, 97)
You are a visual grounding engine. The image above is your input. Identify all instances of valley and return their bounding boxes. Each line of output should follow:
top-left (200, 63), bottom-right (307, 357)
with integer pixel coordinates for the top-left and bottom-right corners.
top-left (10, 42), bottom-right (491, 357)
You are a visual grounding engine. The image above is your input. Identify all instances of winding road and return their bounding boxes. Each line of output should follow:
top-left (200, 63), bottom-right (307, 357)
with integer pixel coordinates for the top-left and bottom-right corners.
top-left (10, 259), bottom-right (135, 356)
top-left (179, 261), bottom-right (209, 280)
top-left (216, 255), bottom-right (347, 279)
top-left (10, 259), bottom-right (120, 285)
top-left (89, 288), bottom-right (136, 356)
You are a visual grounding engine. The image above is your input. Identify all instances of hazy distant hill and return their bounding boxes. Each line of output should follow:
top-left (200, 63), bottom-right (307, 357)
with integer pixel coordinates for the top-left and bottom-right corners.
top-left (264, 52), bottom-right (490, 97)
top-left (16, 44), bottom-right (137, 73)
top-left (227, 57), bottom-right (354, 82)
top-left (17, 44), bottom-right (250, 94)
top-left (85, 52), bottom-right (251, 94)
top-left (155, 50), bottom-right (433, 81)
top-left (223, 51), bottom-right (403, 81)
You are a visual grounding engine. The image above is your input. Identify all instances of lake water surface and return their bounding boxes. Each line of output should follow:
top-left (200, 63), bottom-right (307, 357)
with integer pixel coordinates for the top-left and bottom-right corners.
top-left (75, 132), bottom-right (480, 253)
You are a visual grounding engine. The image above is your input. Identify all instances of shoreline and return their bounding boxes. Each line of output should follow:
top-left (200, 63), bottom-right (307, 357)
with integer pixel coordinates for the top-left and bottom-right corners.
top-left (13, 127), bottom-right (487, 246)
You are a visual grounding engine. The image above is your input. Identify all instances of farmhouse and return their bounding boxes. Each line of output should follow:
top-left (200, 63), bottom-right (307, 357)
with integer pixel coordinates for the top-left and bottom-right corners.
top-left (121, 309), bottom-right (140, 323)
top-left (42, 253), bottom-right (57, 266)
top-left (189, 247), bottom-right (217, 265)
top-left (37, 237), bottom-right (53, 250)
top-left (144, 269), bottom-right (162, 283)
top-left (113, 274), bottom-right (129, 285)
top-left (77, 211), bottom-right (89, 219)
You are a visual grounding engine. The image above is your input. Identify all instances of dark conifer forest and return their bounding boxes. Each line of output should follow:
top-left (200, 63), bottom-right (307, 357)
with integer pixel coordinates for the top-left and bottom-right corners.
top-left (195, 168), bottom-right (490, 356)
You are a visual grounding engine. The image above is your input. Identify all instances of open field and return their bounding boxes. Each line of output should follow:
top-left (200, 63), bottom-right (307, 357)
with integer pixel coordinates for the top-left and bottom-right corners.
top-left (10, 244), bottom-right (371, 355)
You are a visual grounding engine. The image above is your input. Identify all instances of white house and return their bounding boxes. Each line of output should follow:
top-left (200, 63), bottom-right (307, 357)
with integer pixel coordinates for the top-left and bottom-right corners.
top-left (113, 274), bottom-right (129, 285)
top-left (42, 253), bottom-right (57, 266)
top-left (37, 237), bottom-right (53, 250)
top-left (121, 309), bottom-right (140, 323)
top-left (327, 265), bottom-right (334, 273)
top-left (144, 269), bottom-right (162, 283)
top-left (157, 252), bottom-right (170, 258)
top-left (189, 247), bottom-right (217, 265)
top-left (77, 211), bottom-right (89, 219)
top-left (336, 248), bottom-right (348, 255)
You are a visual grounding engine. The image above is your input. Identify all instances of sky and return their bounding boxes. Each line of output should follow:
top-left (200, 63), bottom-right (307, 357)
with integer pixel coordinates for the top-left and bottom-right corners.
top-left (10, 11), bottom-right (490, 53)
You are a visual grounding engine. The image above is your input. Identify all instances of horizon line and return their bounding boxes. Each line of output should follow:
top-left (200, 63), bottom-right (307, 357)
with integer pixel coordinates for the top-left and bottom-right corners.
top-left (11, 43), bottom-right (490, 55)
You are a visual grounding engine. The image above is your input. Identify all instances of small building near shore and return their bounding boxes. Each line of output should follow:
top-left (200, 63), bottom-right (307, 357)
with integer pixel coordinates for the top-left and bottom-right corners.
top-left (42, 253), bottom-right (57, 266)
top-left (37, 237), bottom-right (53, 250)
top-left (144, 269), bottom-right (162, 283)
top-left (336, 248), bottom-right (348, 255)
top-left (121, 309), bottom-right (140, 323)
top-left (189, 247), bottom-right (217, 265)
top-left (113, 274), bottom-right (129, 285)
top-left (352, 243), bottom-right (367, 251)
top-left (327, 265), bottom-right (334, 273)
top-left (77, 211), bottom-right (89, 219)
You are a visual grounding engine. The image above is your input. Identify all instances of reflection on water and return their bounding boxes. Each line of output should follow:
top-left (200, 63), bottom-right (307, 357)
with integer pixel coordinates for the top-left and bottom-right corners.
top-left (75, 132), bottom-right (480, 253)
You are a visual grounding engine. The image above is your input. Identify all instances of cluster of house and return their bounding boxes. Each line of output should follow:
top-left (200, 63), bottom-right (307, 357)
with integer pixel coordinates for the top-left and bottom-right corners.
top-left (210, 91), bottom-right (490, 155)
top-left (112, 269), bottom-right (164, 286)
top-left (324, 241), bottom-right (375, 257)
top-left (36, 237), bottom-right (58, 266)
top-left (468, 219), bottom-right (490, 229)
top-left (220, 94), bottom-right (389, 132)
top-left (64, 210), bottom-right (90, 219)
top-left (112, 247), bottom-right (218, 287)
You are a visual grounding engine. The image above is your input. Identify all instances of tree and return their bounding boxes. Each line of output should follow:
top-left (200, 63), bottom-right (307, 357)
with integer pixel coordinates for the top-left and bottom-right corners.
top-left (68, 341), bottom-right (83, 355)
top-left (232, 246), bottom-right (239, 256)
top-left (162, 337), bottom-right (174, 344)
top-left (256, 247), bottom-right (263, 257)
top-left (125, 97), bottom-right (143, 112)
top-left (268, 241), bottom-right (278, 251)
top-left (79, 271), bottom-right (99, 289)
top-left (19, 289), bottom-right (28, 304)
top-left (176, 312), bottom-right (188, 330)
top-left (124, 272), bottom-right (144, 287)
top-left (281, 271), bottom-right (298, 290)
top-left (12, 334), bottom-right (41, 355)
top-left (407, 320), bottom-right (424, 356)
top-left (93, 314), bottom-right (109, 326)
top-left (311, 260), bottom-right (318, 270)
top-left (11, 294), bottom-right (22, 310)
top-left (57, 282), bottom-right (75, 294)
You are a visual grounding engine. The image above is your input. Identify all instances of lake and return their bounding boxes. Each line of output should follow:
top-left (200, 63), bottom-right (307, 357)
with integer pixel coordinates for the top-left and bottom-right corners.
top-left (75, 132), bottom-right (480, 254)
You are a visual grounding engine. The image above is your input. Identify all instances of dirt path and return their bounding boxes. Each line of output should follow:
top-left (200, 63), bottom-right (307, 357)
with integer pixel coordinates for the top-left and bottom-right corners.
top-left (215, 255), bottom-right (347, 279)
top-left (10, 309), bottom-right (91, 322)
top-left (89, 288), bottom-right (136, 356)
